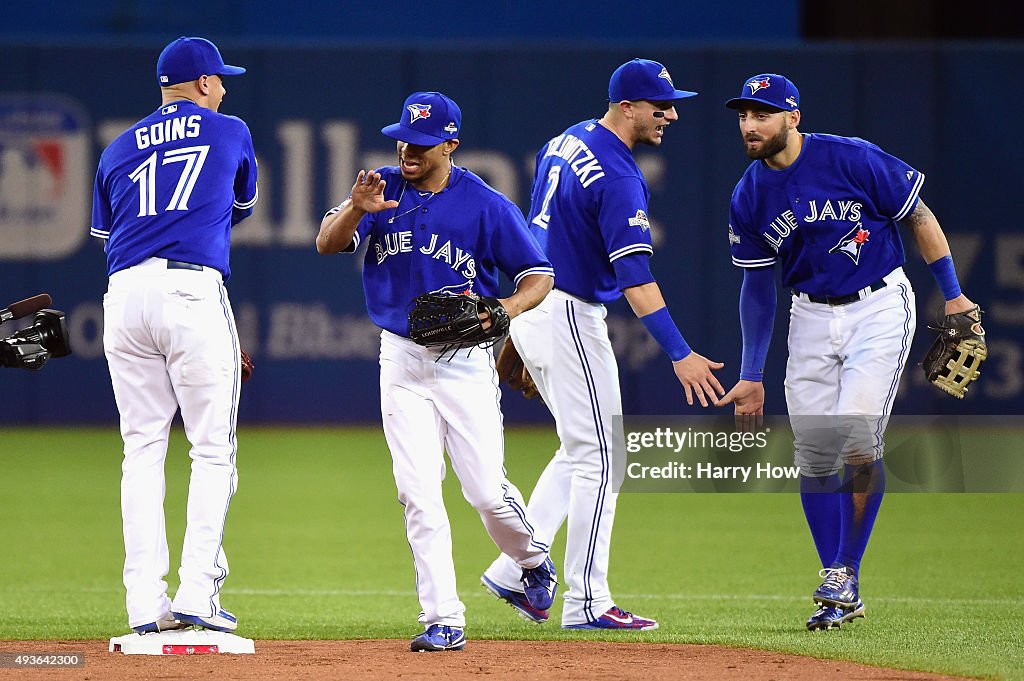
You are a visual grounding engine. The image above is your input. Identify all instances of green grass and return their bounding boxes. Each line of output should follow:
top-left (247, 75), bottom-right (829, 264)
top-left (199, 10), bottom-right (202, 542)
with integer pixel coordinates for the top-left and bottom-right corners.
top-left (1, 427), bottom-right (1021, 679)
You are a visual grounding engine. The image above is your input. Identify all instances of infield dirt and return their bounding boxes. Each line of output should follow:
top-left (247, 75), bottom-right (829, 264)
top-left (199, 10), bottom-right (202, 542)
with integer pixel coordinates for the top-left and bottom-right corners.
top-left (0, 639), bottom-right (971, 680)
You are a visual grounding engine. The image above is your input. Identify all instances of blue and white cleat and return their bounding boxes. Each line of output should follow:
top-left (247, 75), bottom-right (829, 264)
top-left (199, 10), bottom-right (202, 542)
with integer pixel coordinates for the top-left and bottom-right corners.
top-left (521, 556), bottom-right (558, 612)
top-left (481, 574), bottom-right (548, 623)
top-left (813, 565), bottom-right (861, 610)
top-left (132, 612), bottom-right (188, 634)
top-left (410, 624), bottom-right (466, 652)
top-left (563, 605), bottom-right (659, 631)
top-left (807, 600), bottom-right (866, 630)
top-left (172, 608), bottom-right (238, 633)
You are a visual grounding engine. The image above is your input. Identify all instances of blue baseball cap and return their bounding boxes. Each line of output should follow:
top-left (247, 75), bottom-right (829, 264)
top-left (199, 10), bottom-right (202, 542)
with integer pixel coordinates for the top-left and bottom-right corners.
top-left (156, 37), bottom-right (245, 87)
top-left (381, 92), bottom-right (462, 146)
top-left (608, 58), bottom-right (697, 102)
top-left (725, 73), bottom-right (800, 112)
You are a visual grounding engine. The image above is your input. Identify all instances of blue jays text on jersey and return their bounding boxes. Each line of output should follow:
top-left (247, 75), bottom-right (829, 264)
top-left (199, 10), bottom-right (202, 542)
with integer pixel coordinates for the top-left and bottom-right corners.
top-left (527, 120), bottom-right (654, 303)
top-left (728, 133), bottom-right (923, 298)
top-left (91, 100), bottom-right (258, 280)
top-left (326, 165), bottom-right (553, 337)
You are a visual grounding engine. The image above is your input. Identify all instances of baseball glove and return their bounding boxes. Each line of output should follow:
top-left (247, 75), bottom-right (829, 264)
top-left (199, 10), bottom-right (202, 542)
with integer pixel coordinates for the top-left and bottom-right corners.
top-left (240, 349), bottom-right (254, 383)
top-left (496, 337), bottom-right (542, 401)
top-left (921, 304), bottom-right (987, 399)
top-left (407, 292), bottom-right (510, 349)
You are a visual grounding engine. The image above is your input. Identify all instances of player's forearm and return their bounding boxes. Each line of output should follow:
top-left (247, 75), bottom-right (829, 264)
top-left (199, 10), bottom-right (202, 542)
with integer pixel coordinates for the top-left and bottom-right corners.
top-left (900, 199), bottom-right (970, 302)
top-left (738, 267), bottom-right (777, 381)
top-left (900, 199), bottom-right (951, 264)
top-left (501, 274), bottom-right (553, 318)
top-left (622, 281), bottom-right (667, 316)
top-left (316, 202), bottom-right (363, 254)
top-left (624, 282), bottom-right (693, 362)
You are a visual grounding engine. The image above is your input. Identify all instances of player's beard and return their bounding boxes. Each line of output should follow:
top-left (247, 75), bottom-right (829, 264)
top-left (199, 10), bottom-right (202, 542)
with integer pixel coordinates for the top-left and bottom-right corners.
top-left (744, 126), bottom-right (789, 160)
top-left (632, 118), bottom-right (664, 147)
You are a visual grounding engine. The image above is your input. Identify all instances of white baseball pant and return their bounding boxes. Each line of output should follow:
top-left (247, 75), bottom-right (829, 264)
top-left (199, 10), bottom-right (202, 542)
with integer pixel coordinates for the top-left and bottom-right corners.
top-left (786, 267), bottom-right (917, 474)
top-left (103, 257), bottom-right (241, 629)
top-left (379, 330), bottom-right (548, 628)
top-left (483, 289), bottom-right (621, 626)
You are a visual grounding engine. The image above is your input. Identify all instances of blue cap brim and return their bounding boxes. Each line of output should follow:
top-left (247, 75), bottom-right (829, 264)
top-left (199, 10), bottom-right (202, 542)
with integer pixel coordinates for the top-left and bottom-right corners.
top-left (219, 64), bottom-right (246, 77)
top-left (381, 123), bottom-right (446, 146)
top-left (666, 89), bottom-right (698, 100)
top-left (725, 96), bottom-right (786, 111)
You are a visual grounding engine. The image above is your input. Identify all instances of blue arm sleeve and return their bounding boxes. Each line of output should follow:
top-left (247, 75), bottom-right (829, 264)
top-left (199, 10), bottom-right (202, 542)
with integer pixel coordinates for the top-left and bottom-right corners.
top-left (739, 267), bottom-right (777, 382)
top-left (231, 206), bottom-right (253, 225)
top-left (612, 252), bottom-right (656, 290)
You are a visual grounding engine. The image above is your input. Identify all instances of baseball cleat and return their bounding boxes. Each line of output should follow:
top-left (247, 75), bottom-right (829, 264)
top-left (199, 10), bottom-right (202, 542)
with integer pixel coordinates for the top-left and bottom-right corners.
top-left (481, 574), bottom-right (548, 623)
top-left (813, 565), bottom-right (861, 610)
top-left (172, 608), bottom-right (238, 633)
top-left (521, 556), bottom-right (558, 611)
top-left (132, 612), bottom-right (188, 634)
top-left (806, 600), bottom-right (866, 630)
top-left (562, 605), bottom-right (659, 630)
top-left (410, 624), bottom-right (466, 652)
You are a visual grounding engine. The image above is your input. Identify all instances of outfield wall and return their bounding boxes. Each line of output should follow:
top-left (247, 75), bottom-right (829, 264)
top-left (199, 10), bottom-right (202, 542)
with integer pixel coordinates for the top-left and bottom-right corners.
top-left (1, 42), bottom-right (1021, 423)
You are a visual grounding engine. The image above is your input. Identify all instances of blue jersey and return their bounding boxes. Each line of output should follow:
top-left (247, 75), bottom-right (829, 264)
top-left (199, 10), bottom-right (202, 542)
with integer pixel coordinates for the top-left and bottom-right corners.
top-left (91, 100), bottom-right (258, 280)
top-left (331, 165), bottom-right (553, 337)
top-left (527, 120), bottom-right (654, 303)
top-left (729, 133), bottom-right (923, 297)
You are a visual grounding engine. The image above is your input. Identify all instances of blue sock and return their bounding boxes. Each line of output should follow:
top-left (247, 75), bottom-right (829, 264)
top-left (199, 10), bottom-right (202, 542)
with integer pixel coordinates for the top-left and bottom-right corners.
top-left (800, 473), bottom-right (842, 568)
top-left (834, 460), bottom-right (886, 574)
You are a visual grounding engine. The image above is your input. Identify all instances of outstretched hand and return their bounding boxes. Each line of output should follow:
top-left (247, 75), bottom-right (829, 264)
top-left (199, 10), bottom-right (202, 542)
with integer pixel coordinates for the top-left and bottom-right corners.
top-left (672, 352), bottom-right (725, 407)
top-left (350, 170), bottom-right (400, 214)
top-left (715, 379), bottom-right (765, 430)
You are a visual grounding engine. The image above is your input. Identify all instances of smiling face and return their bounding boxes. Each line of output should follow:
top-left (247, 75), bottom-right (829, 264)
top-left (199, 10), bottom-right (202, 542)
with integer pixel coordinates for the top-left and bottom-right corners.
top-left (396, 139), bottom-right (459, 191)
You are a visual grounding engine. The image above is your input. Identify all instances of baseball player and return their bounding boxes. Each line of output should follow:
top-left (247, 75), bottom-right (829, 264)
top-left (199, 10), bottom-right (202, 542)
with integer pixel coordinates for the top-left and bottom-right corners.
top-left (91, 37), bottom-right (257, 634)
top-left (482, 59), bottom-right (724, 630)
top-left (716, 73), bottom-right (978, 630)
top-left (316, 91), bottom-right (557, 652)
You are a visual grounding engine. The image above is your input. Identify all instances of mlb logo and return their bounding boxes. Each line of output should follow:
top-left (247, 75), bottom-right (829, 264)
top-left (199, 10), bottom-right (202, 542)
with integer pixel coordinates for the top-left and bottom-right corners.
top-left (408, 104), bottom-right (432, 123)
top-left (160, 75), bottom-right (169, 83)
top-left (0, 94), bottom-right (90, 259)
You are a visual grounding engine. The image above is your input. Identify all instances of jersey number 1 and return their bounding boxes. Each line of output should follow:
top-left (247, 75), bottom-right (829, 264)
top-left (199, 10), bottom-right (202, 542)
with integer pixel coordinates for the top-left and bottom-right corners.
top-left (128, 145), bottom-right (211, 217)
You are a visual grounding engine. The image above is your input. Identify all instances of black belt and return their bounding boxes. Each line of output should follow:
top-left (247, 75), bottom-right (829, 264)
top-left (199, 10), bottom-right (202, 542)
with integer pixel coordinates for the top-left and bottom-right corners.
top-left (166, 259), bottom-right (203, 271)
top-left (795, 278), bottom-right (887, 306)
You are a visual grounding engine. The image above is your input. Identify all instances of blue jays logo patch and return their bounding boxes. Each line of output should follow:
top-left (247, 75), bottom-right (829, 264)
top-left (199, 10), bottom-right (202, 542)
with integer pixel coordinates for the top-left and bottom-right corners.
top-left (407, 104), bottom-right (432, 123)
top-left (828, 223), bottom-right (870, 265)
top-left (658, 67), bottom-right (673, 85)
top-left (746, 77), bottom-right (771, 95)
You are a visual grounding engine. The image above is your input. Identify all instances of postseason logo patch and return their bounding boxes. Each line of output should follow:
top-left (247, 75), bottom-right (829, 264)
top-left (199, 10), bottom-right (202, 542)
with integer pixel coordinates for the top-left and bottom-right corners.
top-left (407, 104), bottom-right (432, 123)
top-left (728, 224), bottom-right (741, 245)
top-left (628, 209), bottom-right (651, 231)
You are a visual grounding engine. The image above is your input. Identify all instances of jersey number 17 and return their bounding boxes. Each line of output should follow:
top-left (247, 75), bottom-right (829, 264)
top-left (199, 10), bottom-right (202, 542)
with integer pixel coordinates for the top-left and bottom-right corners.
top-left (128, 145), bottom-right (210, 217)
